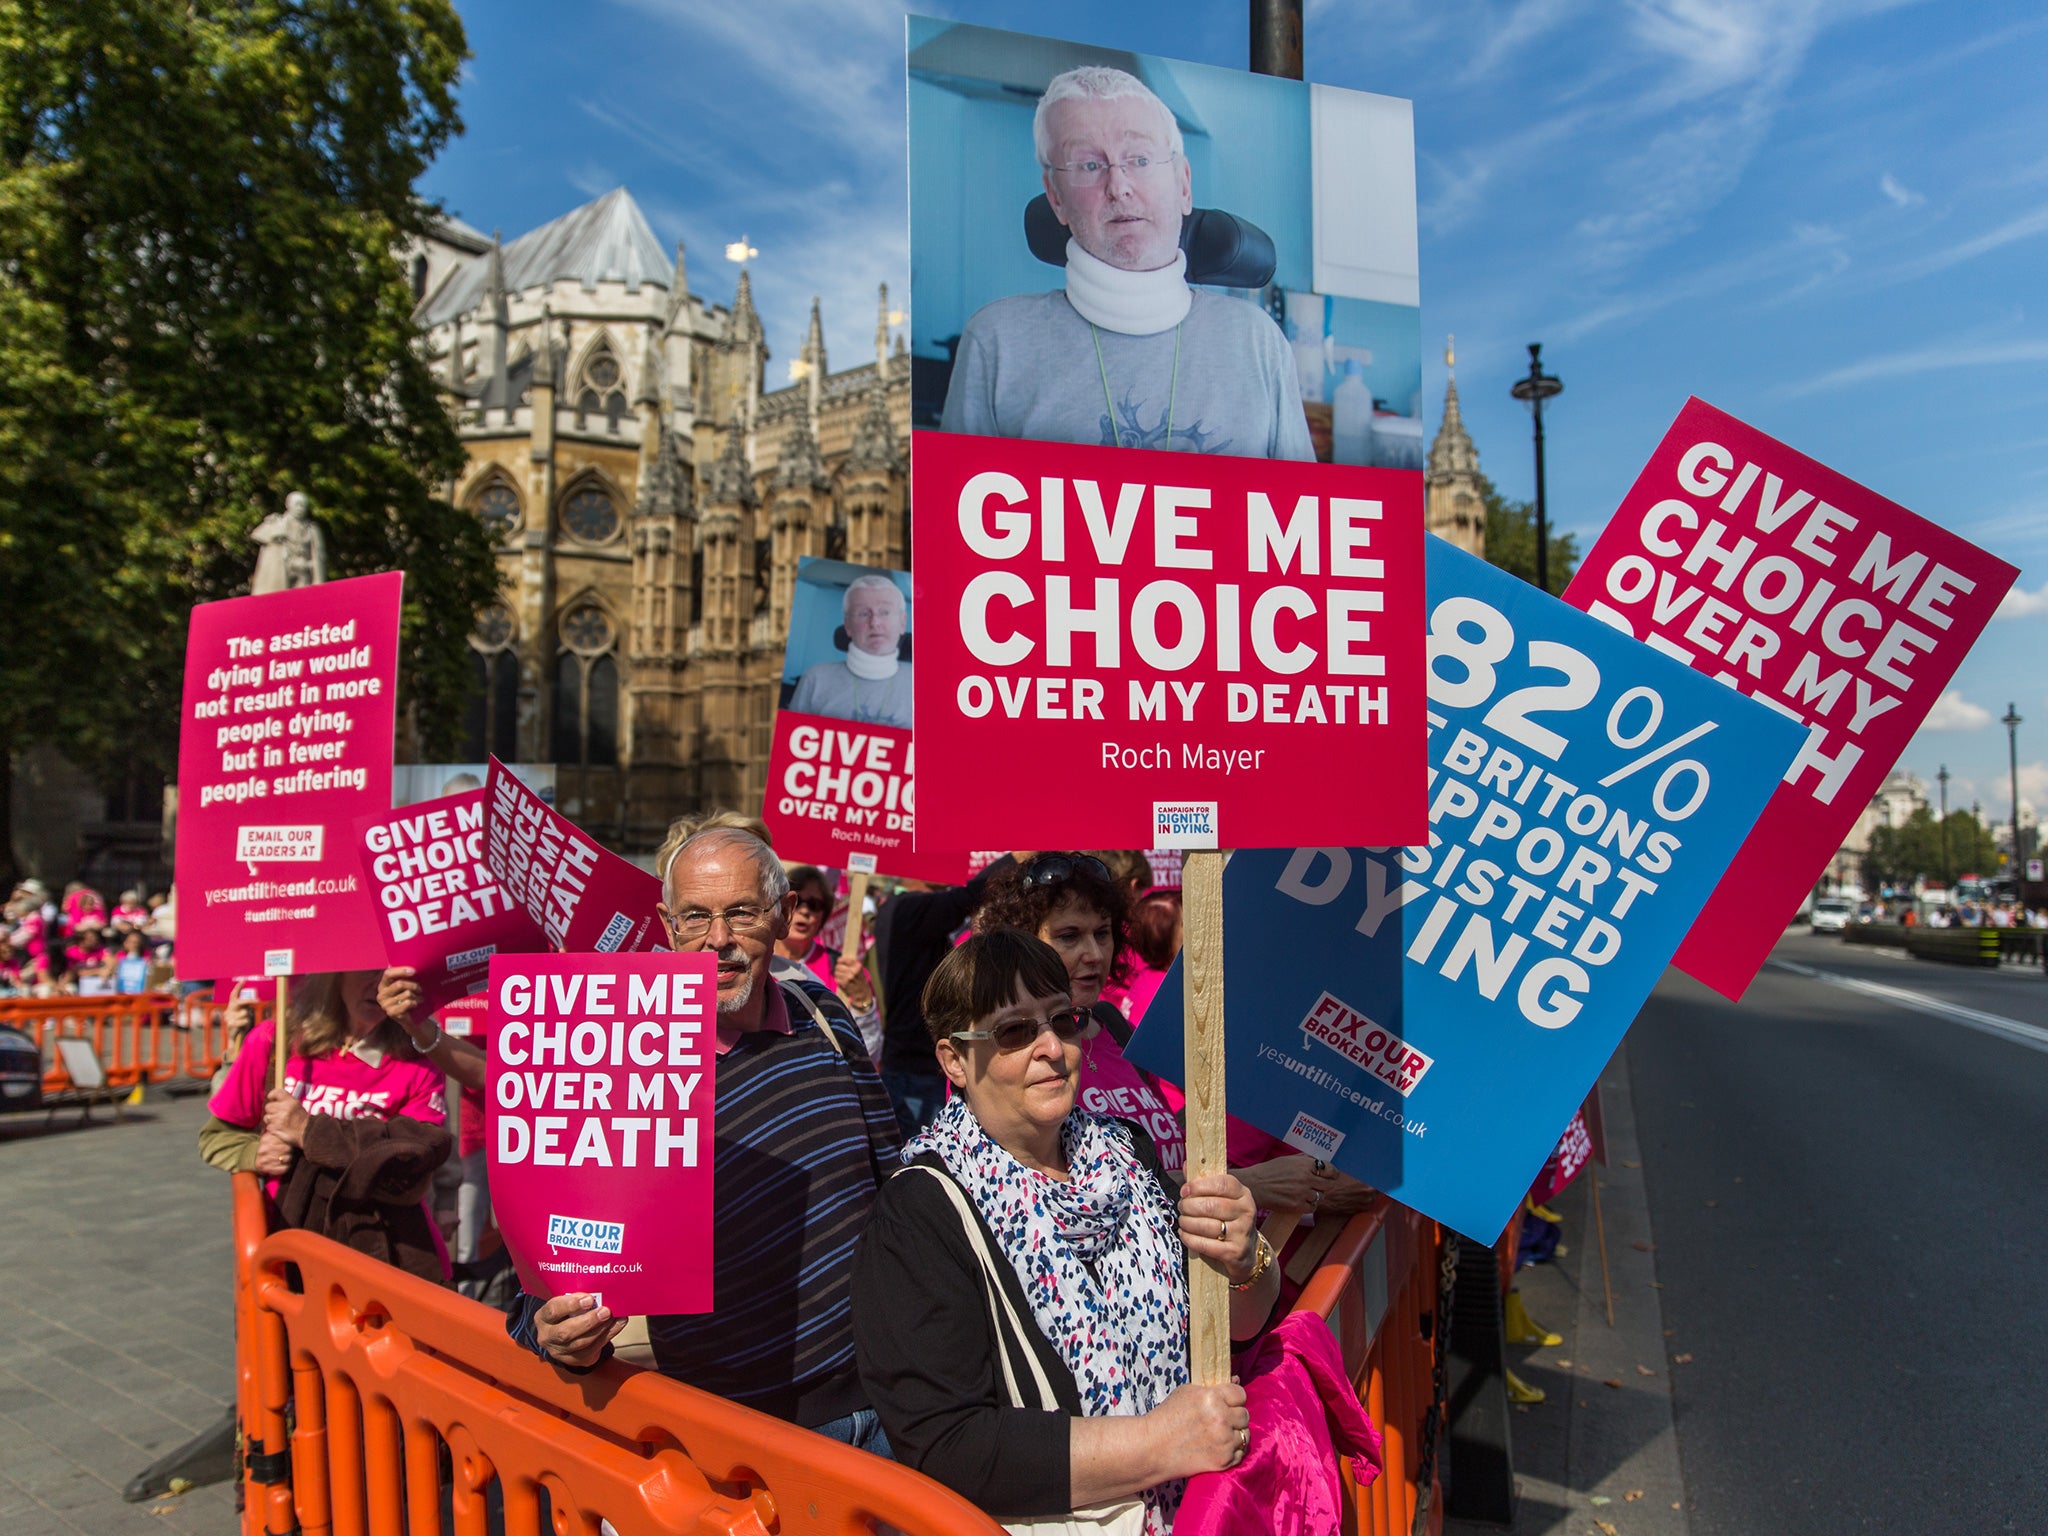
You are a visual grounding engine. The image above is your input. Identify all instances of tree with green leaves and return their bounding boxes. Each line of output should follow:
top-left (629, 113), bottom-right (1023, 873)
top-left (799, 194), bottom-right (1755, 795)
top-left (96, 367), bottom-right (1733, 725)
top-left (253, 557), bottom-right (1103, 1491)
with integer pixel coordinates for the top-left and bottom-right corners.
top-left (1862, 805), bottom-right (2001, 891)
top-left (0, 0), bottom-right (499, 886)
top-left (1481, 476), bottom-right (1579, 596)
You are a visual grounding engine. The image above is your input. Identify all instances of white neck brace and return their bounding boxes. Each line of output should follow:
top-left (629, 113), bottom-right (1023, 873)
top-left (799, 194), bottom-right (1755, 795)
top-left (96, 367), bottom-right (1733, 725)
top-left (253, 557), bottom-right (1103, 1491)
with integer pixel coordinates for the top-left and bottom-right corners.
top-left (1064, 240), bottom-right (1191, 336)
top-left (844, 642), bottom-right (899, 680)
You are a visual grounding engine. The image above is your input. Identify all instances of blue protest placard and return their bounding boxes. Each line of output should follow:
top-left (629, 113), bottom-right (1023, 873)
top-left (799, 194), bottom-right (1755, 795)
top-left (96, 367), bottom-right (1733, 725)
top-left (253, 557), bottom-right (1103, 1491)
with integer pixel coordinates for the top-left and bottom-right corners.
top-left (1127, 537), bottom-right (1806, 1240)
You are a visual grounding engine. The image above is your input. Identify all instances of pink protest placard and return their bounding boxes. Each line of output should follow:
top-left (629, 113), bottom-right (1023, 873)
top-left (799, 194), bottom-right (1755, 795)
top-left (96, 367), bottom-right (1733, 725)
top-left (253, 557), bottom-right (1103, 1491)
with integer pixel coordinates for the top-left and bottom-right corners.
top-left (1565, 399), bottom-right (2017, 998)
top-left (762, 714), bottom-right (969, 883)
top-left (487, 952), bottom-right (716, 1313)
top-left (911, 430), bottom-right (1428, 850)
top-left (175, 572), bottom-right (402, 980)
top-left (356, 790), bottom-right (547, 1018)
top-left (482, 758), bottom-right (666, 953)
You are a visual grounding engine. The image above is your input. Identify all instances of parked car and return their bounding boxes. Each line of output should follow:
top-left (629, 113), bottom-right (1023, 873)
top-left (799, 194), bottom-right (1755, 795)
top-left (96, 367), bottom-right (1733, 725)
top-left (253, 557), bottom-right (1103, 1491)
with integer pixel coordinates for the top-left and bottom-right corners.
top-left (1811, 897), bottom-right (1856, 933)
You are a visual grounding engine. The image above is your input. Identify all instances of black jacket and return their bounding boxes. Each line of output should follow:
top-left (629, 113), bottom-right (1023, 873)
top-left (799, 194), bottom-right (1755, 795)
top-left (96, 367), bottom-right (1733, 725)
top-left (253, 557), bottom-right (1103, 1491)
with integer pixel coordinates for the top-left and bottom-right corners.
top-left (870, 856), bottom-right (1013, 1075)
top-left (849, 1125), bottom-right (1172, 1517)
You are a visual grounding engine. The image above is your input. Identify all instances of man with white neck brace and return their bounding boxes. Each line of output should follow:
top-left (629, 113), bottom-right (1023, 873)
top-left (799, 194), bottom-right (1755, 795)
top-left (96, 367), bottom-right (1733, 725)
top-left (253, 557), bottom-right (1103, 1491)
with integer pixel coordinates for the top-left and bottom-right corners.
top-left (940, 66), bottom-right (1314, 462)
top-left (790, 573), bottom-right (914, 727)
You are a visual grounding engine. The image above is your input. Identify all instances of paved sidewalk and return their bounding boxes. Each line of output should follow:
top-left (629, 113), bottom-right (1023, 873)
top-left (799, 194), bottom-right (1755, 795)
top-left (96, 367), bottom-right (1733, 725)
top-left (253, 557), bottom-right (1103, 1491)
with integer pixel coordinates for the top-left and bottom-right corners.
top-left (1449, 1046), bottom-right (1689, 1536)
top-left (0, 1090), bottom-right (238, 1535)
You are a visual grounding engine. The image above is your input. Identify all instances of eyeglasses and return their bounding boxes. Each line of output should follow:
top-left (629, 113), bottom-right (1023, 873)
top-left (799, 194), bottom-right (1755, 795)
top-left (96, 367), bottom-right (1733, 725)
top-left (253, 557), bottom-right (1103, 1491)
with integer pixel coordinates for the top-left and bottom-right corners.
top-left (1021, 854), bottom-right (1111, 892)
top-left (792, 896), bottom-right (829, 916)
top-left (950, 1005), bottom-right (1091, 1053)
top-left (665, 905), bottom-right (776, 941)
top-left (1049, 152), bottom-right (1177, 188)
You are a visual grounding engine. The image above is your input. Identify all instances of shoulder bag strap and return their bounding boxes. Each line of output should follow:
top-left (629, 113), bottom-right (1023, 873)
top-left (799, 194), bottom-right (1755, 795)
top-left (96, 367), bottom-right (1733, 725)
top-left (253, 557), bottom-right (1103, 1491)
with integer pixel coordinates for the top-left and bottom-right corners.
top-left (780, 979), bottom-right (845, 1058)
top-left (904, 1165), bottom-right (1060, 1411)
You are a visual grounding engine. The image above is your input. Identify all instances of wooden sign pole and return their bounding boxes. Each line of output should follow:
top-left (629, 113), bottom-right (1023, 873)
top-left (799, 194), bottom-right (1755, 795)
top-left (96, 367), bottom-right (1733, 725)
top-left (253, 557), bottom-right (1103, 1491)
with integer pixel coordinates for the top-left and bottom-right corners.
top-left (1182, 848), bottom-right (1231, 1385)
top-left (841, 872), bottom-right (872, 961)
top-left (272, 976), bottom-right (289, 1092)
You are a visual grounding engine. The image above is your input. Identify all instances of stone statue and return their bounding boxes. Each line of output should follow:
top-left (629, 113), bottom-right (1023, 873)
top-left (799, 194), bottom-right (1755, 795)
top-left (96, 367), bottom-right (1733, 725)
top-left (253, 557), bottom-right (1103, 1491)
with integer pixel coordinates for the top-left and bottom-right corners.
top-left (250, 491), bottom-right (327, 594)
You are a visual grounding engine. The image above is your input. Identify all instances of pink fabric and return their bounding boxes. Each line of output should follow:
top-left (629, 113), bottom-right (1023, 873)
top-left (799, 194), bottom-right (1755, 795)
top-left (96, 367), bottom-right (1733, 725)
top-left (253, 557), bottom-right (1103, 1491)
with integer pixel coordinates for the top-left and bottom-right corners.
top-left (1117, 960), bottom-right (1168, 1026)
top-left (435, 996), bottom-right (492, 1159)
top-left (209, 1019), bottom-right (446, 1132)
top-left (1152, 1074), bottom-right (1293, 1169)
top-left (1076, 1029), bottom-right (1186, 1172)
top-left (1177, 1311), bottom-right (1383, 1536)
top-left (713, 975), bottom-right (792, 1056)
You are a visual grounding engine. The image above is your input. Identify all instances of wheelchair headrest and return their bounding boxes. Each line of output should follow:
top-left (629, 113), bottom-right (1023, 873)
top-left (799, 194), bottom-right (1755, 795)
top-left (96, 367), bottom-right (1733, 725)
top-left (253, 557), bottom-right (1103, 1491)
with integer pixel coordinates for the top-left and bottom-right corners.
top-left (1024, 195), bottom-right (1277, 290)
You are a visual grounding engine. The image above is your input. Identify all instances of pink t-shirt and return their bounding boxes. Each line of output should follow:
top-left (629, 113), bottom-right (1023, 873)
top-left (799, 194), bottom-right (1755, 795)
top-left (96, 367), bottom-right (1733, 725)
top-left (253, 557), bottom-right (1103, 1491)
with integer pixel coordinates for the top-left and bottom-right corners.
top-left (1076, 1029), bottom-right (1187, 1173)
top-left (209, 1018), bottom-right (446, 1132)
top-left (436, 996), bottom-right (491, 1159)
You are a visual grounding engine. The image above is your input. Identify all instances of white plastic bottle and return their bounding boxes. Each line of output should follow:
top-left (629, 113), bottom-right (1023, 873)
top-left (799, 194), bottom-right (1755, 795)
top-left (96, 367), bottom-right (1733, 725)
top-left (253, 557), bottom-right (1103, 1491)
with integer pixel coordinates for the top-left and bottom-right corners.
top-left (1287, 320), bottom-right (1326, 405)
top-left (1331, 359), bottom-right (1373, 465)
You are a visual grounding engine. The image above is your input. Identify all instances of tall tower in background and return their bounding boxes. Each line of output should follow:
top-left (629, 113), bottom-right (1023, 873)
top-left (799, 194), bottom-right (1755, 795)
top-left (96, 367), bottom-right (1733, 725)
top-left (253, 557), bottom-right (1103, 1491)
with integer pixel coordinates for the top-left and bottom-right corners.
top-left (1425, 337), bottom-right (1486, 557)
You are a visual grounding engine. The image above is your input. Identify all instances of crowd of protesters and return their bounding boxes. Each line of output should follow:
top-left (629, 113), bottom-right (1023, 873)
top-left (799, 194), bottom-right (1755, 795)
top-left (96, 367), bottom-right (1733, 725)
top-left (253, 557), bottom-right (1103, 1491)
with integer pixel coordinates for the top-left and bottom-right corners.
top-left (2, 877), bottom-right (173, 996)
top-left (191, 818), bottom-right (1382, 1530)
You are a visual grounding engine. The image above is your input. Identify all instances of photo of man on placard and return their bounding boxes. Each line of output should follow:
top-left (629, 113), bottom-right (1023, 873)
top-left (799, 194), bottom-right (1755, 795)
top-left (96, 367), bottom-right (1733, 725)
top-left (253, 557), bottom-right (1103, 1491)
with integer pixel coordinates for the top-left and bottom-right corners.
top-left (941, 66), bottom-right (1312, 461)
top-left (912, 19), bottom-right (1423, 469)
top-left (783, 563), bottom-right (914, 729)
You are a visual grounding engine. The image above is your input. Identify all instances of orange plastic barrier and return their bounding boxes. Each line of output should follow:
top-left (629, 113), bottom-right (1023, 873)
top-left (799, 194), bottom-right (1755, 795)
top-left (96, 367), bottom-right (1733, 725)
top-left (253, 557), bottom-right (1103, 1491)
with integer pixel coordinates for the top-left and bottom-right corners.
top-left (229, 1172), bottom-right (1008, 1536)
top-left (1291, 1201), bottom-right (1447, 1536)
top-left (0, 994), bottom-right (179, 1092)
top-left (0, 992), bottom-right (260, 1093)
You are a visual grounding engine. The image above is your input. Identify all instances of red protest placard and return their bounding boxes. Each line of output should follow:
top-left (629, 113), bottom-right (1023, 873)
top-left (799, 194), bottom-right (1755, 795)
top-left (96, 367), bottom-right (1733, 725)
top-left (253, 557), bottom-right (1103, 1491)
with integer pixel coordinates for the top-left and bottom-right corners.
top-left (762, 714), bottom-right (968, 882)
top-left (356, 790), bottom-right (547, 1018)
top-left (911, 430), bottom-right (1427, 850)
top-left (482, 759), bottom-right (665, 953)
top-left (487, 952), bottom-right (715, 1313)
top-left (1565, 399), bottom-right (2017, 998)
top-left (1564, 399), bottom-right (2015, 999)
top-left (174, 572), bottom-right (401, 980)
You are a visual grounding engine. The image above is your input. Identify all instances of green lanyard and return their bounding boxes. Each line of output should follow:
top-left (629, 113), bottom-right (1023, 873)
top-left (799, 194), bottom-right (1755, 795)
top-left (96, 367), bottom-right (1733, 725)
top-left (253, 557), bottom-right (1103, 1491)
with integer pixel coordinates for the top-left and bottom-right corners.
top-left (1092, 321), bottom-right (1181, 450)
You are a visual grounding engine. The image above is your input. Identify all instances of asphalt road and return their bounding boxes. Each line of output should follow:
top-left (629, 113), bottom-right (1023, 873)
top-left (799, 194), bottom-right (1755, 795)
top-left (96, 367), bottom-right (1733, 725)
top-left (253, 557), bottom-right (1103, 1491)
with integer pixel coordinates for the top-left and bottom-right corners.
top-left (1626, 930), bottom-right (2048, 1533)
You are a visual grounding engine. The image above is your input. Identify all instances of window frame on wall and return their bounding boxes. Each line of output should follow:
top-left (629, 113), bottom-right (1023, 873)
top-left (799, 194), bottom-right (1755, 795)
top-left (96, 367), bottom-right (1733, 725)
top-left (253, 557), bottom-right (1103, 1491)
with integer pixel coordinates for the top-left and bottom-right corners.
top-left (559, 476), bottom-right (623, 546)
top-left (571, 338), bottom-right (629, 434)
top-left (469, 476), bottom-right (525, 544)
top-left (459, 602), bottom-right (522, 763)
top-left (552, 602), bottom-right (620, 769)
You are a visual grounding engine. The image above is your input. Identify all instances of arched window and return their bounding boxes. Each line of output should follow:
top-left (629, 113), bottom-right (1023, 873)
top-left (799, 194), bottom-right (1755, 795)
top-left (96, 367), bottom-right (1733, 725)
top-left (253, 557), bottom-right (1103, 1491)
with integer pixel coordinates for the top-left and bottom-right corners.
top-left (459, 603), bottom-right (521, 761)
top-left (552, 605), bottom-right (620, 768)
top-left (572, 345), bottom-right (627, 433)
top-left (471, 481), bottom-right (522, 541)
top-left (411, 253), bottom-right (429, 301)
top-left (560, 484), bottom-right (621, 544)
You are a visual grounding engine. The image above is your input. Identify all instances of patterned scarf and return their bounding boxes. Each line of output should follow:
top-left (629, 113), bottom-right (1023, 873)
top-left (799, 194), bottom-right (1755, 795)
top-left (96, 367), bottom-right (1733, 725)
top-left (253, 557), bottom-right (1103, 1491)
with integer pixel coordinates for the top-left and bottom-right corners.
top-left (907, 1099), bottom-right (1190, 1530)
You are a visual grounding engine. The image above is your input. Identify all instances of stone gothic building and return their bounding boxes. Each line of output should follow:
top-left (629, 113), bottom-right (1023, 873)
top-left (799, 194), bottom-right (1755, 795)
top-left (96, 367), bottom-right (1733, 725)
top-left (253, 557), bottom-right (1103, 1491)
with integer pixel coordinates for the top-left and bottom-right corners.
top-left (409, 188), bottom-right (909, 852)
top-left (407, 190), bottom-right (1483, 857)
top-left (1424, 340), bottom-right (1486, 557)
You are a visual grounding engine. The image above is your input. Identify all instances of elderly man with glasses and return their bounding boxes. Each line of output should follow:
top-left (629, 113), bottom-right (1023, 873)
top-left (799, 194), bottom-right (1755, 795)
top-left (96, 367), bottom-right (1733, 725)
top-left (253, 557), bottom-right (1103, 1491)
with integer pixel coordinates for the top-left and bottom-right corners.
top-left (507, 826), bottom-right (903, 1454)
top-left (940, 64), bottom-right (1313, 462)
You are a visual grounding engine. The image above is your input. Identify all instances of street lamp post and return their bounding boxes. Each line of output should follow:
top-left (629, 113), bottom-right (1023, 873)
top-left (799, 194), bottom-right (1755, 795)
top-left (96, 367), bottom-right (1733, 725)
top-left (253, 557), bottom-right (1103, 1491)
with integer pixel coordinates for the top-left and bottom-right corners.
top-left (2004, 703), bottom-right (2024, 884)
top-left (1510, 344), bottom-right (1563, 592)
top-left (1937, 764), bottom-right (1950, 889)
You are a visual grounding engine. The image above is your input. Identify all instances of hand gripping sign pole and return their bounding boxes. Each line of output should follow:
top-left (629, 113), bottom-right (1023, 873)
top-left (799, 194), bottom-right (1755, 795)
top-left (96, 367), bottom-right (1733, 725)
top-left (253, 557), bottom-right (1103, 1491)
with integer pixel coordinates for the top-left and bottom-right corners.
top-left (1181, 0), bottom-right (1306, 1392)
top-left (1182, 848), bottom-right (1230, 1385)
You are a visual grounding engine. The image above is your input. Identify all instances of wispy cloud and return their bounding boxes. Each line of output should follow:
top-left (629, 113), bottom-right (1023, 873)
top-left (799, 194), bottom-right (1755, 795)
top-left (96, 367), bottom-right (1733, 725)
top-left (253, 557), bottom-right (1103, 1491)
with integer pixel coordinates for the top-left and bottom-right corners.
top-left (1920, 689), bottom-right (1992, 729)
top-left (1777, 337), bottom-right (2048, 398)
top-left (1887, 203), bottom-right (2048, 282)
top-left (1999, 582), bottom-right (2048, 619)
top-left (1879, 171), bottom-right (1923, 207)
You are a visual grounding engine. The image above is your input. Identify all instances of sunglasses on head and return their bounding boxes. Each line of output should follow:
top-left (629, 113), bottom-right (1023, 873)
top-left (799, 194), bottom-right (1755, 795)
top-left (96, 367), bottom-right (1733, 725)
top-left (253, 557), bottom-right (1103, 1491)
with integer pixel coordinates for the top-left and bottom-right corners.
top-left (1020, 854), bottom-right (1110, 892)
top-left (949, 1005), bottom-right (1091, 1053)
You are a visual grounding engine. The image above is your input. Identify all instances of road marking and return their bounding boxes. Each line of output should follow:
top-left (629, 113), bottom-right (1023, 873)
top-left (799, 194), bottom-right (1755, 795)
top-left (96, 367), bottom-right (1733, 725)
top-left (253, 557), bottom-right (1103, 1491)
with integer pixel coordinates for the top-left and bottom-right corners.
top-left (1767, 959), bottom-right (2048, 1056)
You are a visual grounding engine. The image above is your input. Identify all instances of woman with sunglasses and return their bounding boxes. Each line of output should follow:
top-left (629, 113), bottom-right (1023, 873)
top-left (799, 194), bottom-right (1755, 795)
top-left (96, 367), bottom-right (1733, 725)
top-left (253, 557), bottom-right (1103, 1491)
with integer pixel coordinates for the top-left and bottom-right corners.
top-left (973, 852), bottom-right (1192, 1174)
top-left (984, 855), bottom-right (1365, 1226)
top-left (852, 929), bottom-right (1279, 1532)
top-left (774, 865), bottom-right (881, 1058)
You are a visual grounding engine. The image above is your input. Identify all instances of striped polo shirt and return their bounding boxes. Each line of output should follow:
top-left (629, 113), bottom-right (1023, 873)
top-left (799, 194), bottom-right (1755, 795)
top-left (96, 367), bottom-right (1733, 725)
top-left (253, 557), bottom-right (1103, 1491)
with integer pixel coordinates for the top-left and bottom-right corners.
top-left (510, 976), bottom-right (901, 1426)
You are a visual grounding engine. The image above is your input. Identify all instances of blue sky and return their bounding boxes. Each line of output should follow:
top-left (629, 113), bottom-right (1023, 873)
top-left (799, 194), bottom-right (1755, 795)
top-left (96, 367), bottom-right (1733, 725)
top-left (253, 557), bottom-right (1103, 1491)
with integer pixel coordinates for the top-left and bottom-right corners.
top-left (422, 0), bottom-right (2048, 839)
